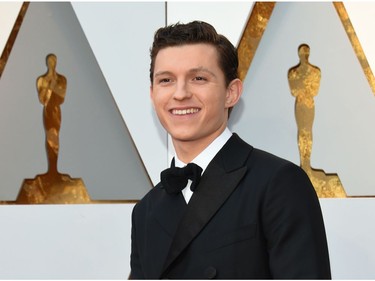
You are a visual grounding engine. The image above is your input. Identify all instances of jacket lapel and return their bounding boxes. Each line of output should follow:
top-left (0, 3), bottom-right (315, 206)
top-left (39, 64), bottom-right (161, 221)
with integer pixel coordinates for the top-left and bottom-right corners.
top-left (152, 187), bottom-right (187, 237)
top-left (160, 134), bottom-right (253, 277)
top-left (145, 184), bottom-right (187, 278)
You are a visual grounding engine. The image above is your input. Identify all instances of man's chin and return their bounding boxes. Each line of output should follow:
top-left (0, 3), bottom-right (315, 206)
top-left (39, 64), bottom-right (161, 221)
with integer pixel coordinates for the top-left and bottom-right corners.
top-left (171, 135), bottom-right (194, 142)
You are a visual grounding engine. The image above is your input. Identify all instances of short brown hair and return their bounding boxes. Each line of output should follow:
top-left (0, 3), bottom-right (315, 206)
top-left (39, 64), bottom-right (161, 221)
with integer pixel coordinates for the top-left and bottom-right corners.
top-left (149, 21), bottom-right (239, 87)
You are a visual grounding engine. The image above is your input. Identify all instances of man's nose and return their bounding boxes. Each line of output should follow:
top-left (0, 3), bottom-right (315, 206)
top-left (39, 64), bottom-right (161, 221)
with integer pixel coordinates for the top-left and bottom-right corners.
top-left (173, 81), bottom-right (192, 100)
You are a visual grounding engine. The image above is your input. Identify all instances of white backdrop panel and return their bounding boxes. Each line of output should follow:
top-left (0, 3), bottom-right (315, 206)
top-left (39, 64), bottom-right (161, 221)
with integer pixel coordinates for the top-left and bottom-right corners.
top-left (0, 200), bottom-right (374, 279)
top-left (72, 2), bottom-right (167, 186)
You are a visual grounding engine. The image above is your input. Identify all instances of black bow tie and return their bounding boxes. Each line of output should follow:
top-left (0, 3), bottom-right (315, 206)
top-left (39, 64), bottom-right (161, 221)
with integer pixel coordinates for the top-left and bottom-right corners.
top-left (160, 160), bottom-right (203, 195)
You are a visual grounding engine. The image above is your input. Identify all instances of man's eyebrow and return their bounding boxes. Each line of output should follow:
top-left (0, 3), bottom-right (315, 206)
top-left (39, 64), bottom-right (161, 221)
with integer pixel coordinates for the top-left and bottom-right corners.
top-left (154, 71), bottom-right (173, 77)
top-left (154, 67), bottom-right (217, 78)
top-left (189, 67), bottom-right (216, 77)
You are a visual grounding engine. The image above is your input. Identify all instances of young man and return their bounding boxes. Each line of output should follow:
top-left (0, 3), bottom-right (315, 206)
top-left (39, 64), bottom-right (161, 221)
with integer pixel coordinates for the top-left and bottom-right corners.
top-left (130, 21), bottom-right (331, 279)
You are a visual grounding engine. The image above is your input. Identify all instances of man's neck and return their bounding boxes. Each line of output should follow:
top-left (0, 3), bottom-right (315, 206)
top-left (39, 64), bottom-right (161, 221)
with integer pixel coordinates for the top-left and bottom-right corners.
top-left (173, 141), bottom-right (210, 164)
top-left (172, 127), bottom-right (228, 164)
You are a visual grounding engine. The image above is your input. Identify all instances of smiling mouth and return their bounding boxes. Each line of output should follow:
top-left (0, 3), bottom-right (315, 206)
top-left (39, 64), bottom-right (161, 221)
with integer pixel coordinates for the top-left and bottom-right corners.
top-left (171, 108), bottom-right (200, 115)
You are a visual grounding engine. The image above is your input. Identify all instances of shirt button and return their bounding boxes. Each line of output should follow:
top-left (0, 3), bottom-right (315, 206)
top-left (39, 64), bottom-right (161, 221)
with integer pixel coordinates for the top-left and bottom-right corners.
top-left (204, 266), bottom-right (217, 279)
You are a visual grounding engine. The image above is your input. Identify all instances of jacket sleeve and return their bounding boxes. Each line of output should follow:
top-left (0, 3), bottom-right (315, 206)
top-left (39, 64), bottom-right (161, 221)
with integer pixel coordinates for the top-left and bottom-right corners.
top-left (129, 204), bottom-right (145, 279)
top-left (262, 162), bottom-right (331, 279)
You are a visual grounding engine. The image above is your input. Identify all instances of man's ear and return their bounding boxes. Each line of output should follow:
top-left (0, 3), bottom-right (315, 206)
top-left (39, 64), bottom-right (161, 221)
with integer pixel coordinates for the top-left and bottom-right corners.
top-left (225, 78), bottom-right (243, 108)
top-left (150, 85), bottom-right (155, 109)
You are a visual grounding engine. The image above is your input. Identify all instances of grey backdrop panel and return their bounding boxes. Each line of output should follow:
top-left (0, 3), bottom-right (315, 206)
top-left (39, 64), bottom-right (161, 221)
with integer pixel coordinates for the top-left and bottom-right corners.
top-left (229, 2), bottom-right (375, 196)
top-left (0, 2), bottom-right (153, 200)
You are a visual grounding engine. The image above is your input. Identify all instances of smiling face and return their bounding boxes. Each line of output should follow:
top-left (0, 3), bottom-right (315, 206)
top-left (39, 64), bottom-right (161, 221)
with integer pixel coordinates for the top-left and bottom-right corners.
top-left (150, 43), bottom-right (242, 161)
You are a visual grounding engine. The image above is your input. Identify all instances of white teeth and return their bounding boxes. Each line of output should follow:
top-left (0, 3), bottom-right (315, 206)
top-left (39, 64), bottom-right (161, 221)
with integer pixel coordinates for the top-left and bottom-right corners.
top-left (172, 108), bottom-right (200, 115)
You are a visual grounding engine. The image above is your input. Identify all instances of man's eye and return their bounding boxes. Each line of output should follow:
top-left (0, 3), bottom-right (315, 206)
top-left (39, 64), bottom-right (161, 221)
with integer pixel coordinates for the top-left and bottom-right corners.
top-left (194, 76), bottom-right (206, 81)
top-left (159, 78), bottom-right (171, 84)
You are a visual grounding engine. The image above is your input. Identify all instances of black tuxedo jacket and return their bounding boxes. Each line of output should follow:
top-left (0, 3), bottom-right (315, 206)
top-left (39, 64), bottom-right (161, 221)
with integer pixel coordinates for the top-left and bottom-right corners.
top-left (130, 134), bottom-right (331, 279)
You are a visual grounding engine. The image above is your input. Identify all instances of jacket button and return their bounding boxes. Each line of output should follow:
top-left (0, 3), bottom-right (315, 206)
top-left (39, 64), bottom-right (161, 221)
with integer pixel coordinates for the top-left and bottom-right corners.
top-left (204, 266), bottom-right (217, 279)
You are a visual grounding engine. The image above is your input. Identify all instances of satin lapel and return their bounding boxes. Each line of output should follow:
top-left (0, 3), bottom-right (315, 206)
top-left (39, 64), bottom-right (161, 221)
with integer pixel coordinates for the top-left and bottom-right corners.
top-left (160, 134), bottom-right (252, 276)
top-left (149, 186), bottom-right (187, 278)
top-left (152, 188), bottom-right (187, 237)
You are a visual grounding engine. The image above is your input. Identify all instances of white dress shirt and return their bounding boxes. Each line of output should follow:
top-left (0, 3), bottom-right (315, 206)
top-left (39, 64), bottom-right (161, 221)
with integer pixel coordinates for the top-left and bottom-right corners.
top-left (174, 127), bottom-right (232, 203)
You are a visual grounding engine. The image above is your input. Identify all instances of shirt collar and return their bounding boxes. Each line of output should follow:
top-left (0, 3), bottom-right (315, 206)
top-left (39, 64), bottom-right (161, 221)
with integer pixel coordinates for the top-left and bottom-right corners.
top-left (174, 127), bottom-right (232, 172)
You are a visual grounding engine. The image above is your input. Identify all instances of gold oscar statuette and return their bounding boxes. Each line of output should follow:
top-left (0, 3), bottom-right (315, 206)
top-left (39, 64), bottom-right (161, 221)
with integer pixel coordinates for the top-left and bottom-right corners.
top-left (288, 44), bottom-right (346, 198)
top-left (15, 54), bottom-right (91, 204)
